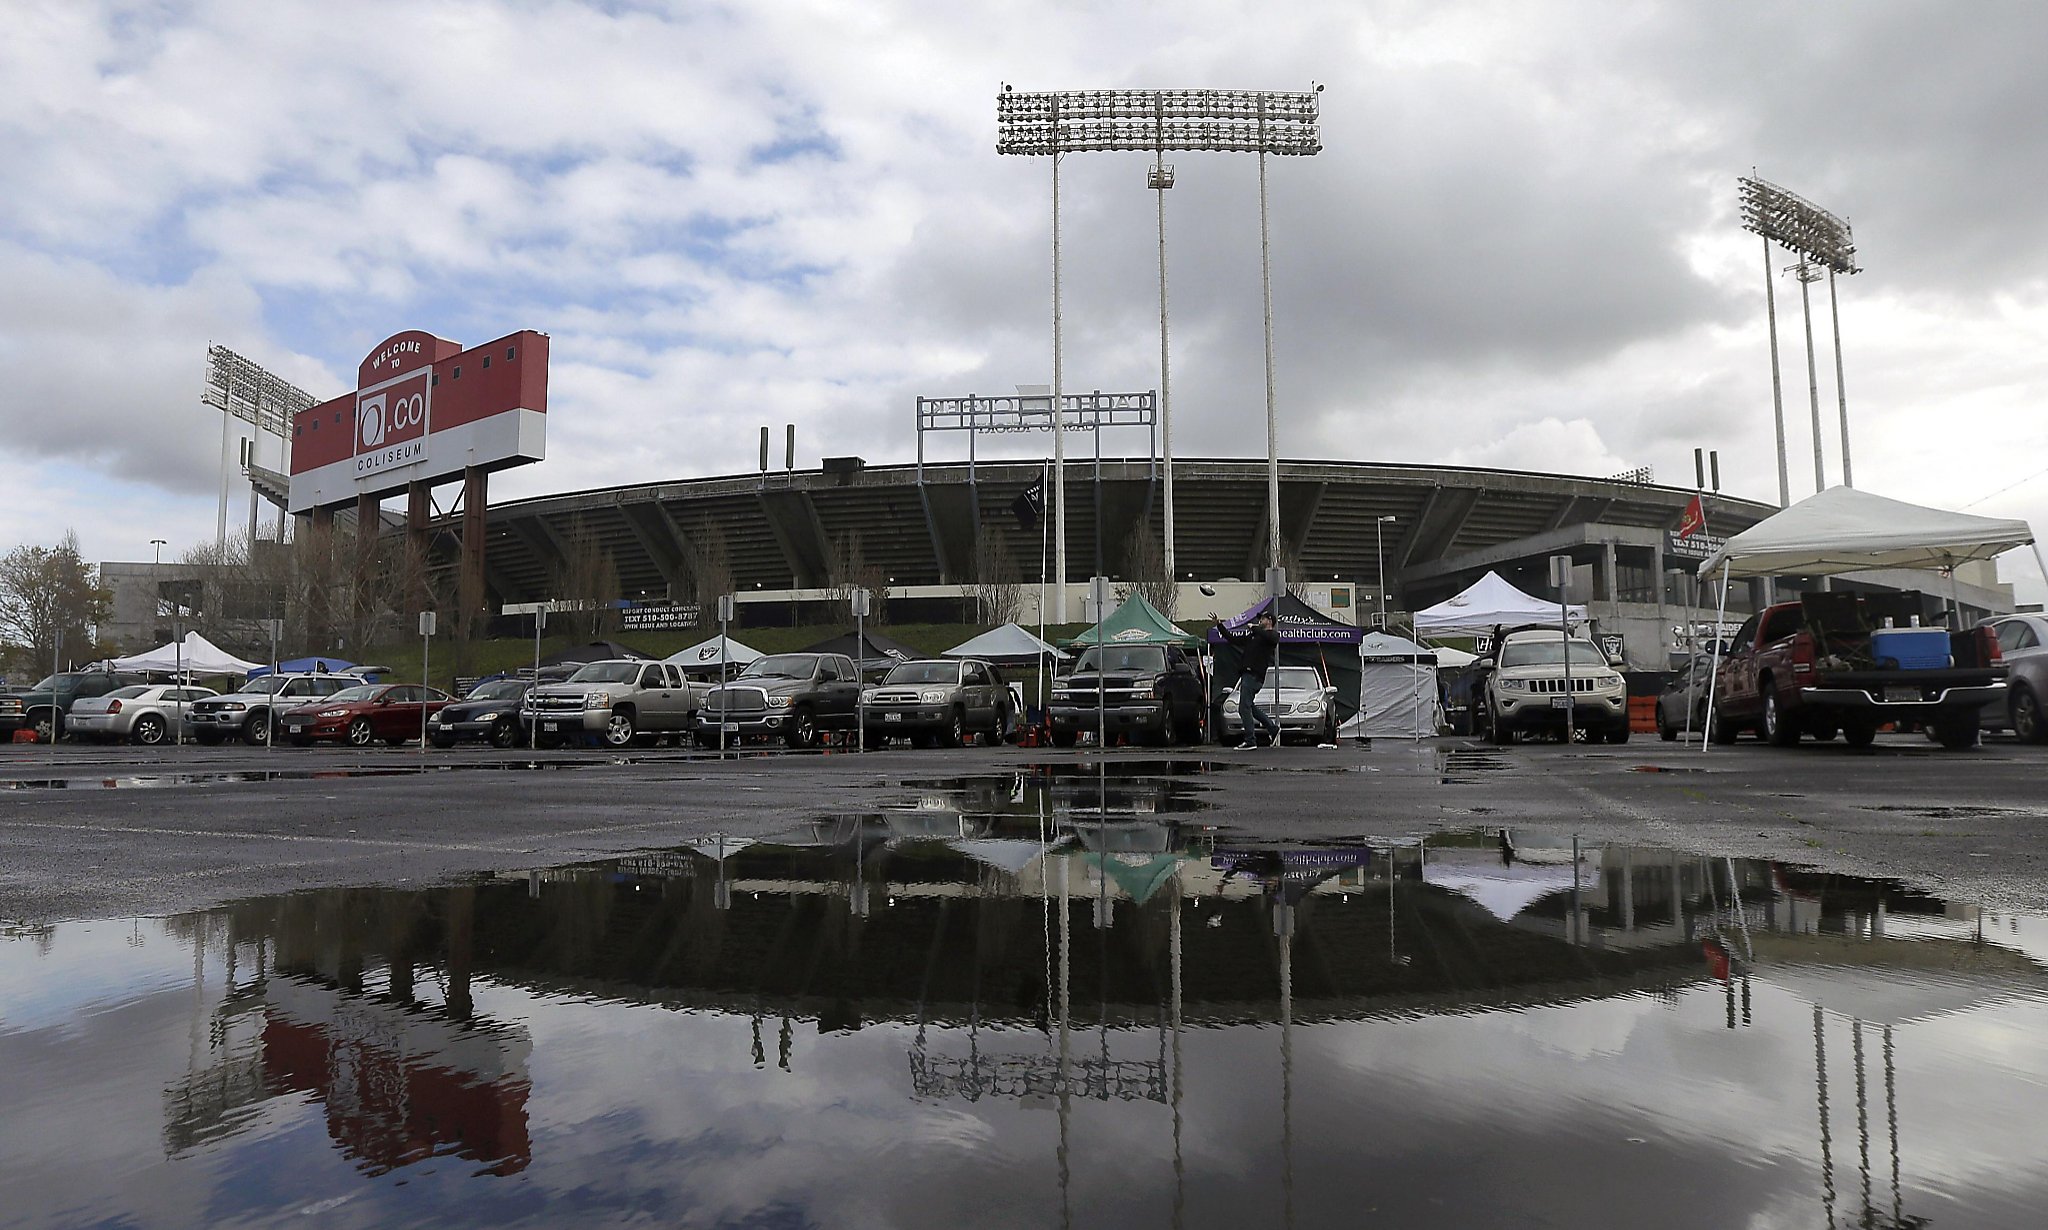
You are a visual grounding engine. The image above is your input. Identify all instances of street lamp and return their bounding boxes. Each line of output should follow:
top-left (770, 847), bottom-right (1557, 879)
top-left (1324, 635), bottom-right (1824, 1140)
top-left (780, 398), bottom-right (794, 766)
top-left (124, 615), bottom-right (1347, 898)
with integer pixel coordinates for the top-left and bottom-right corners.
top-left (1373, 516), bottom-right (1397, 625)
top-left (151, 539), bottom-right (166, 565)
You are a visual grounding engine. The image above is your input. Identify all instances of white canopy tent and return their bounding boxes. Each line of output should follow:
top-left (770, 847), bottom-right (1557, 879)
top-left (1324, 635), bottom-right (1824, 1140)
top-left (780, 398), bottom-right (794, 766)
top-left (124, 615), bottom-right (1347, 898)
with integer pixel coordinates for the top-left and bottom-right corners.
top-left (943, 622), bottom-right (1071, 664)
top-left (1413, 570), bottom-right (1585, 636)
top-left (663, 634), bottom-right (762, 672)
top-left (110, 632), bottom-right (262, 677)
top-left (1695, 486), bottom-right (2041, 752)
top-left (1339, 630), bottom-right (1440, 739)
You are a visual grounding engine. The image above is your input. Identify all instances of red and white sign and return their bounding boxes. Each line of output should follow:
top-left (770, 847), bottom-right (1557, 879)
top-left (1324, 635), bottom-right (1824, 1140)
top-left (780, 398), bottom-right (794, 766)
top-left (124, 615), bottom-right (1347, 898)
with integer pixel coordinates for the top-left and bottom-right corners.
top-left (288, 328), bottom-right (548, 512)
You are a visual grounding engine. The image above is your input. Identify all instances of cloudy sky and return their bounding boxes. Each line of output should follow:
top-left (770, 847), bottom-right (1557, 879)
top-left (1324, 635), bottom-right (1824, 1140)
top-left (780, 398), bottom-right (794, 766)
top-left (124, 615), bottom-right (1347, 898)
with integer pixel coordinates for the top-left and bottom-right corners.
top-left (3, 0), bottom-right (2044, 599)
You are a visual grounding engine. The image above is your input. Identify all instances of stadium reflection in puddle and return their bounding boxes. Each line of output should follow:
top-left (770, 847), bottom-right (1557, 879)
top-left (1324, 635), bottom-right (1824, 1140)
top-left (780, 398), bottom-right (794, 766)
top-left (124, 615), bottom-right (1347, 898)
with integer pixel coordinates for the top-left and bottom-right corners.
top-left (6, 783), bottom-right (2047, 1227)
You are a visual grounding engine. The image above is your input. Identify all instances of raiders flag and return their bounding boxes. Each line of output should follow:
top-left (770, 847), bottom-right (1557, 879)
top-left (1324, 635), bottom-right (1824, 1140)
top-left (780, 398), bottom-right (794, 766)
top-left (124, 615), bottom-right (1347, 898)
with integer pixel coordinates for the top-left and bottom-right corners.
top-left (1012, 474), bottom-right (1046, 527)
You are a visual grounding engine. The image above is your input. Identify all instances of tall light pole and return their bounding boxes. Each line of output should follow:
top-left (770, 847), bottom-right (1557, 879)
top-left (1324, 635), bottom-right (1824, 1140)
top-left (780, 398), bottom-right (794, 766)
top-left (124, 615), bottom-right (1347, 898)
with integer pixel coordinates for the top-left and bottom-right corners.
top-left (1151, 151), bottom-right (1177, 590)
top-left (999, 85), bottom-right (1323, 614)
top-left (1738, 176), bottom-right (1860, 501)
top-left (1374, 516), bottom-right (1396, 625)
top-left (1789, 260), bottom-right (1827, 492)
top-left (151, 539), bottom-right (166, 565)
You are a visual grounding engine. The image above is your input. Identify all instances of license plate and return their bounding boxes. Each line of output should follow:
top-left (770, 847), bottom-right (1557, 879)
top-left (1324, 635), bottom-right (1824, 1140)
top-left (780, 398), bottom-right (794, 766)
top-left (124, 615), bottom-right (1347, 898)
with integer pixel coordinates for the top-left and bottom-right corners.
top-left (543, 721), bottom-right (562, 732)
top-left (884, 712), bottom-right (902, 723)
top-left (1883, 687), bottom-right (1922, 703)
top-left (722, 723), bottom-right (739, 733)
top-left (1550, 696), bottom-right (1574, 709)
top-left (287, 721), bottom-right (309, 731)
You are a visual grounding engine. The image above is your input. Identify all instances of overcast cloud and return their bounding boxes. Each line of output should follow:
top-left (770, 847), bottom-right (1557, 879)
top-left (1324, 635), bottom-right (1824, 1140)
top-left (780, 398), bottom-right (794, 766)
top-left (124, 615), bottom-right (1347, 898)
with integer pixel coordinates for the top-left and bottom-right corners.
top-left (1, 0), bottom-right (2043, 599)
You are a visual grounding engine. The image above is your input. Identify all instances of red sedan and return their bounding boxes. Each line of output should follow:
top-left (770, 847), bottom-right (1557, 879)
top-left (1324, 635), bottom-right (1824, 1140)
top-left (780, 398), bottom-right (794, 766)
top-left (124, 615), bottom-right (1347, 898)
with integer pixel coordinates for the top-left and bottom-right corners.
top-left (279, 684), bottom-right (451, 747)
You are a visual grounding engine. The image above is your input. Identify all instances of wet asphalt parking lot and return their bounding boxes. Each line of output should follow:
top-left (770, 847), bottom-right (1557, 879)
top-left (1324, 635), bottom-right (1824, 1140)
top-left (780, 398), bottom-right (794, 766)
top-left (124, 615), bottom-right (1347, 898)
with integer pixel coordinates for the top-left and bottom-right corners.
top-left (4, 731), bottom-right (2044, 923)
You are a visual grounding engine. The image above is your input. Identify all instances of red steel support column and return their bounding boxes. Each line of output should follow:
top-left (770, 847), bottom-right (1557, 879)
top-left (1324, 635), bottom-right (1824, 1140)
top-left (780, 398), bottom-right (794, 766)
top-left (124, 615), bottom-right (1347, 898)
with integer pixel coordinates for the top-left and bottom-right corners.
top-left (460, 466), bottom-right (488, 638)
top-left (406, 479), bottom-right (433, 609)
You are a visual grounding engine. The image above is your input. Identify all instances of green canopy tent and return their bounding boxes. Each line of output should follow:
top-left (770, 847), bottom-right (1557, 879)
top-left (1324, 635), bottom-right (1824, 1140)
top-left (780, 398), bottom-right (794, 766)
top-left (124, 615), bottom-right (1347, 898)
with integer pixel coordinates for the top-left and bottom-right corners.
top-left (1062, 593), bottom-right (1206, 650)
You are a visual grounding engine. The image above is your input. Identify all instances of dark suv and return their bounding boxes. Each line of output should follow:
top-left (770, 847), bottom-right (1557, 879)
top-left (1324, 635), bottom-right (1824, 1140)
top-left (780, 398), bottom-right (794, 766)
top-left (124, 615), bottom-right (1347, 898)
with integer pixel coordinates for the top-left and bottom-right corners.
top-left (0, 670), bottom-right (145, 743)
top-left (698, 653), bottom-right (861, 748)
top-left (1048, 643), bottom-right (1206, 747)
top-left (861, 657), bottom-right (1018, 747)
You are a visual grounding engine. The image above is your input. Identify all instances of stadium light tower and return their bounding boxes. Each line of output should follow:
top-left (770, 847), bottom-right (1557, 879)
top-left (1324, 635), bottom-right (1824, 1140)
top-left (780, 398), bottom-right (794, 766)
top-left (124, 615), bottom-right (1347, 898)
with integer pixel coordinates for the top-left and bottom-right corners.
top-left (202, 345), bottom-right (317, 547)
top-left (1737, 176), bottom-right (1860, 501)
top-left (999, 86), bottom-right (1324, 617)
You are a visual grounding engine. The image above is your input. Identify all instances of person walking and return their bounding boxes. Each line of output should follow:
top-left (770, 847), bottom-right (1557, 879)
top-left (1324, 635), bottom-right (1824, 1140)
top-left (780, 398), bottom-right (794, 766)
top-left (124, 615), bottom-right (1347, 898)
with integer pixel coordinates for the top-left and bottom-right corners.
top-left (1213, 609), bottom-right (1282, 748)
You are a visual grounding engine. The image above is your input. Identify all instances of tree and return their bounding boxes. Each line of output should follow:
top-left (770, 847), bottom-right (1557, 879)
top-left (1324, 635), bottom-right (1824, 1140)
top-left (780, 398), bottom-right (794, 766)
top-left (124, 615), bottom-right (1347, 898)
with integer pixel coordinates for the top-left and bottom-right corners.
top-left (688, 522), bottom-right (735, 626)
top-left (825, 530), bottom-right (887, 625)
top-left (550, 520), bottom-right (622, 642)
top-left (971, 522), bottom-right (1023, 626)
top-left (0, 532), bottom-right (110, 672)
top-left (1118, 523), bottom-right (1177, 617)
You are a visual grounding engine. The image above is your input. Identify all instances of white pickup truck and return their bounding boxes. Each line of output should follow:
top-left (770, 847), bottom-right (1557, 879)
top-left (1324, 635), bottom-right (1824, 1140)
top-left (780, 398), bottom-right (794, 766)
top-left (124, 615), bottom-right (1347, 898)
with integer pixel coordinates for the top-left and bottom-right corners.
top-left (522, 659), bottom-right (705, 748)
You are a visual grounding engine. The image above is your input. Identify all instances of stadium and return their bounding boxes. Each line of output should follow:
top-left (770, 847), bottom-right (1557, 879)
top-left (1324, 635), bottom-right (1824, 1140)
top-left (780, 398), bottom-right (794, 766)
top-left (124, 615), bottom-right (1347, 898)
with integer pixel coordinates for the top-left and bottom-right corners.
top-left (409, 453), bottom-right (1852, 670)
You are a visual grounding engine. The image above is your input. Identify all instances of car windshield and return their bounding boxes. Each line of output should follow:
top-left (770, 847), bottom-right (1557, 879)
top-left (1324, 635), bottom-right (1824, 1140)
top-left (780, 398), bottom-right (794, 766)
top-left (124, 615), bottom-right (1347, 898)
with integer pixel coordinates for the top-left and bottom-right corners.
top-left (1072, 645), bottom-right (1165, 674)
top-left (30, 674), bottom-right (84, 690)
top-left (566, 663), bottom-right (641, 684)
top-left (106, 686), bottom-right (152, 700)
top-left (324, 686), bottom-right (381, 703)
top-left (240, 676), bottom-right (288, 694)
top-left (884, 662), bottom-right (961, 685)
top-left (467, 680), bottom-right (526, 700)
top-left (1274, 667), bottom-right (1323, 691)
top-left (1500, 639), bottom-right (1609, 669)
top-left (740, 655), bottom-right (816, 680)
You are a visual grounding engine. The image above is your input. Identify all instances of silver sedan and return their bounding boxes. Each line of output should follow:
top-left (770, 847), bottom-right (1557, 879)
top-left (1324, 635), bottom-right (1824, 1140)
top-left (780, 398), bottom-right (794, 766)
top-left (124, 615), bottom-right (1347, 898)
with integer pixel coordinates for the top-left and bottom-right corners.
top-left (1217, 666), bottom-right (1340, 745)
top-left (66, 684), bottom-right (216, 745)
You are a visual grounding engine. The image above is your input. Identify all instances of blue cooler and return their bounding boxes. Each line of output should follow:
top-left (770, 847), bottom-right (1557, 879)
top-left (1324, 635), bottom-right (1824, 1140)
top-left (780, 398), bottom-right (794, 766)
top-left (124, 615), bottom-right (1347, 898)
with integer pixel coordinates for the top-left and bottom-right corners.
top-left (1870, 627), bottom-right (1949, 671)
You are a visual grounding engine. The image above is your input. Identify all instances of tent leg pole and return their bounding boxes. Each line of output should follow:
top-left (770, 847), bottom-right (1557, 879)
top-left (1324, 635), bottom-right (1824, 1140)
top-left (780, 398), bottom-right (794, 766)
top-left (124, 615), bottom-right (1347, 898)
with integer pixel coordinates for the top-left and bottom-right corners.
top-left (1702, 561), bottom-right (1731, 754)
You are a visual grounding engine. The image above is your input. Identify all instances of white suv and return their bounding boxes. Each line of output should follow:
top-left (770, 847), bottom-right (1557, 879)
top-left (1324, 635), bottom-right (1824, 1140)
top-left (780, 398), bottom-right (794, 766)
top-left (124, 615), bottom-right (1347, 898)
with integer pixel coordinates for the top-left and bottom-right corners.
top-left (1479, 627), bottom-right (1629, 744)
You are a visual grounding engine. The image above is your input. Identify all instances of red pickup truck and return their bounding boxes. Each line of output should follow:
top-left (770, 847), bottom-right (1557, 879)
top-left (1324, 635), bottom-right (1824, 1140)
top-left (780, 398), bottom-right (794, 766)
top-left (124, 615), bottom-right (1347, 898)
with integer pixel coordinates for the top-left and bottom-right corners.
top-left (1710, 592), bottom-right (2006, 750)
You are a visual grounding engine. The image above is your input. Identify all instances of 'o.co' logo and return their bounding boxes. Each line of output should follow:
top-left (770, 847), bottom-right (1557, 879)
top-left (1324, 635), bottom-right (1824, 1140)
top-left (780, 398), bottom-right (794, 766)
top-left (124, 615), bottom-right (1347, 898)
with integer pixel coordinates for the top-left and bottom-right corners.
top-left (358, 394), bottom-right (387, 448)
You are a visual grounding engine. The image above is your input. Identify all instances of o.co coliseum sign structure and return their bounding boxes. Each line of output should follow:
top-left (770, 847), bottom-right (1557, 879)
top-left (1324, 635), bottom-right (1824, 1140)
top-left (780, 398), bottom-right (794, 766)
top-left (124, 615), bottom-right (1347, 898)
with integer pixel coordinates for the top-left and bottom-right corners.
top-left (289, 329), bottom-right (548, 512)
top-left (289, 328), bottom-right (549, 629)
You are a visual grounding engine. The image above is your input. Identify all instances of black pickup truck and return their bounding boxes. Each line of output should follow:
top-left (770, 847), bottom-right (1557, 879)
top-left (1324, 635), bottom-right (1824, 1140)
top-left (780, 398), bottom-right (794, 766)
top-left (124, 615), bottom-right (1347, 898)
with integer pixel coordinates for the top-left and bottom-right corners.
top-left (1048, 643), bottom-right (1206, 747)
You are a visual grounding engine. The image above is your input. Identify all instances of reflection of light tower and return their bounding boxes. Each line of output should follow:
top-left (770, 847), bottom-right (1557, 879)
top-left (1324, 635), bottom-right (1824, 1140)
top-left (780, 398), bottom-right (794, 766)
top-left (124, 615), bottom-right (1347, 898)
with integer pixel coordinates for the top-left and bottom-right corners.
top-left (999, 86), bottom-right (1324, 615)
top-left (1737, 176), bottom-right (1861, 502)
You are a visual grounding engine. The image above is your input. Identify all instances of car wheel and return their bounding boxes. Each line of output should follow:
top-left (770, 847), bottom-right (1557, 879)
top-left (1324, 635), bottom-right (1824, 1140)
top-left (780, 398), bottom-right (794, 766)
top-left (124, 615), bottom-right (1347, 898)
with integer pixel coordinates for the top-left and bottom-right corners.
top-left (1485, 702), bottom-right (1513, 745)
top-left (1656, 705), bottom-right (1675, 742)
top-left (601, 710), bottom-right (637, 748)
top-left (784, 707), bottom-right (817, 749)
top-left (1708, 707), bottom-right (1739, 745)
top-left (430, 732), bottom-right (458, 749)
top-left (1841, 720), bottom-right (1877, 748)
top-left (29, 711), bottom-right (59, 743)
top-left (1606, 724), bottom-right (1631, 744)
top-left (995, 706), bottom-right (1018, 746)
top-left (2011, 685), bottom-right (2045, 745)
top-left (489, 720), bottom-right (520, 749)
top-left (346, 718), bottom-right (375, 747)
top-left (1762, 689), bottom-right (1800, 747)
top-left (1932, 713), bottom-right (1981, 750)
top-left (1050, 729), bottom-right (1077, 749)
top-left (942, 709), bottom-right (966, 748)
top-left (131, 714), bottom-right (168, 746)
top-left (242, 714), bottom-right (271, 747)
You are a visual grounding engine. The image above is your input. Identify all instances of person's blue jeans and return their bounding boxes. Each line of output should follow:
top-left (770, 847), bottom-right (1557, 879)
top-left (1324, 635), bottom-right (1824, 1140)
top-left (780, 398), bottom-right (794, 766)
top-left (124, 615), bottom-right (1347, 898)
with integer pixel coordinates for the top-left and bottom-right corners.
top-left (1237, 670), bottom-right (1281, 743)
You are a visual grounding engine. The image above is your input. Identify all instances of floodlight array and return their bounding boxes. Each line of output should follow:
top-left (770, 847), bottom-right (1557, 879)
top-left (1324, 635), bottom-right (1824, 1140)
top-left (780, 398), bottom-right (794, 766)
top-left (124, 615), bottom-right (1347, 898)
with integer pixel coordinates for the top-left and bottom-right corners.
top-left (202, 344), bottom-right (317, 437)
top-left (998, 88), bottom-right (1322, 156)
top-left (1738, 176), bottom-right (1858, 274)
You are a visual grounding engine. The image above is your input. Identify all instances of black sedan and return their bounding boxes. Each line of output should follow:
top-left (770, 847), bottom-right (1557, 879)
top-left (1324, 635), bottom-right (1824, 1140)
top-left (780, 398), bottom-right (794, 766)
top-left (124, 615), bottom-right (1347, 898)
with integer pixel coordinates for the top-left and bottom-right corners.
top-left (428, 679), bottom-right (532, 748)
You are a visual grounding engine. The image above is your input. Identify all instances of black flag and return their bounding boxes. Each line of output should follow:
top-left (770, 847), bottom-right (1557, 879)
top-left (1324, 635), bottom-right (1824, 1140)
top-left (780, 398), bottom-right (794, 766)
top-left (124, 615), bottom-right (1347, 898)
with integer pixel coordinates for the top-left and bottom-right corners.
top-left (1012, 474), bottom-right (1045, 527)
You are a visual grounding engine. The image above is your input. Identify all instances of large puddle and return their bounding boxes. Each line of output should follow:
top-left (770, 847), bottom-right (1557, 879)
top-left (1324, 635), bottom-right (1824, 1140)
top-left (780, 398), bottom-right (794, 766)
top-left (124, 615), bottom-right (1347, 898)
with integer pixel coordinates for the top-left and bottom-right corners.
top-left (5, 773), bottom-right (2046, 1228)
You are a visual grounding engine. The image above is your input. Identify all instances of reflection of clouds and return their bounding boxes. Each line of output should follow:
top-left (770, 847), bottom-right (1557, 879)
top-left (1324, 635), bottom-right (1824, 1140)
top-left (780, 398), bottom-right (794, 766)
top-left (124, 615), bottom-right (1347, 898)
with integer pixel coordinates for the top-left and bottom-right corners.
top-left (0, 918), bottom-right (192, 1032)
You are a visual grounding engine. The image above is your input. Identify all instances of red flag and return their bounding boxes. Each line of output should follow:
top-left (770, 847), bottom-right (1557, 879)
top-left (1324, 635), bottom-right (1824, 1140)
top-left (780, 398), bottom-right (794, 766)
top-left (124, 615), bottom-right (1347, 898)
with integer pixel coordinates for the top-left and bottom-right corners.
top-left (1677, 494), bottom-right (1707, 539)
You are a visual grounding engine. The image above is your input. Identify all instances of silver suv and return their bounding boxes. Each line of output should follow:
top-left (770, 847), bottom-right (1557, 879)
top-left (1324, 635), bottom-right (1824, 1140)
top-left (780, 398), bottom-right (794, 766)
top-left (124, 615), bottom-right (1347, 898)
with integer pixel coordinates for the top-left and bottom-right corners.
top-left (523, 660), bottom-right (704, 748)
top-left (1479, 627), bottom-right (1629, 744)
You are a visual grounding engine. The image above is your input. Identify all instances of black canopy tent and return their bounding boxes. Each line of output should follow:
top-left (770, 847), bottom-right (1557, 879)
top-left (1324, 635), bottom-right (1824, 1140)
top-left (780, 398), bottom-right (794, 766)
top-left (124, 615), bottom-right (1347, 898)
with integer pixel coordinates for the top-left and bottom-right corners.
top-left (1205, 593), bottom-right (1364, 724)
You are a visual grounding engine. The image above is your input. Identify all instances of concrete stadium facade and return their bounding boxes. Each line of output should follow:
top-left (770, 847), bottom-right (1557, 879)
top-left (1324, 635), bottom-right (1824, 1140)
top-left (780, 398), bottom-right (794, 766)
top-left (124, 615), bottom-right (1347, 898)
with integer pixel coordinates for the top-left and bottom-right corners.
top-left (421, 455), bottom-right (1918, 670)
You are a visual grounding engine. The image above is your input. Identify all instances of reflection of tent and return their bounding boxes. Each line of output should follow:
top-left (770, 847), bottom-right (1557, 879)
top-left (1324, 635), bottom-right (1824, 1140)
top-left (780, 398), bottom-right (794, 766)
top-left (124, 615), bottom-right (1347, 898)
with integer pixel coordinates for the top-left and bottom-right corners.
top-left (110, 632), bottom-right (263, 676)
top-left (1421, 848), bottom-right (1585, 922)
top-left (951, 836), bottom-right (1071, 875)
top-left (1414, 571), bottom-right (1584, 636)
top-left (540, 640), bottom-right (652, 666)
top-left (663, 634), bottom-right (762, 672)
top-left (1340, 631), bottom-right (1439, 739)
top-left (1698, 485), bottom-right (2038, 579)
top-left (1084, 851), bottom-right (1186, 904)
top-left (801, 629), bottom-right (926, 675)
top-left (1066, 593), bottom-right (1205, 649)
top-left (944, 623), bottom-right (1070, 665)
